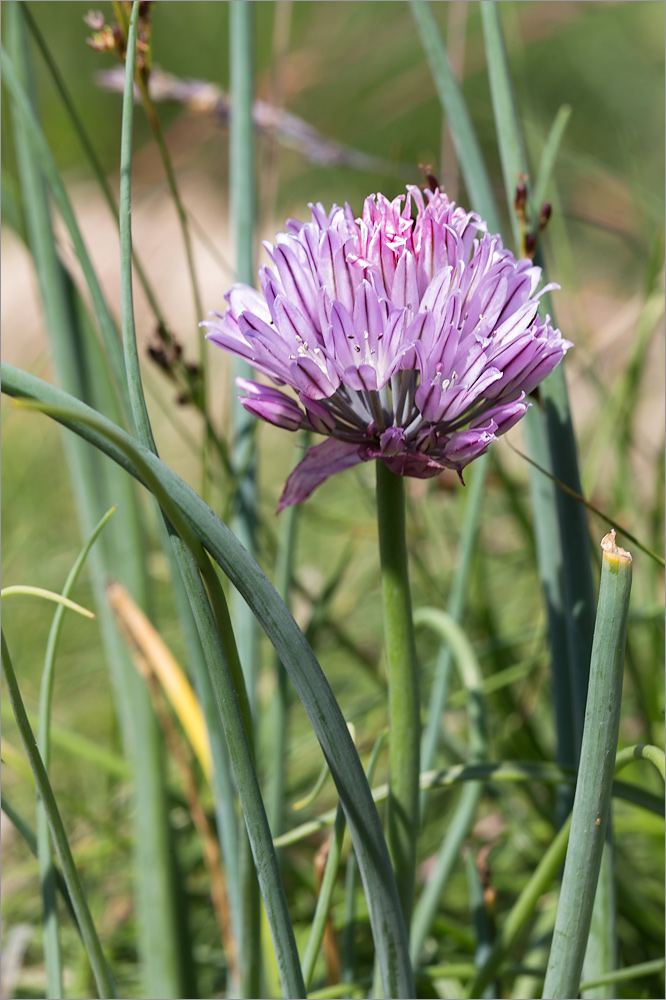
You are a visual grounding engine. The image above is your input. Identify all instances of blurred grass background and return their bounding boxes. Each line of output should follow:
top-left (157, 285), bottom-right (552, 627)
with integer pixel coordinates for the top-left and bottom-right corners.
top-left (2, 2), bottom-right (664, 998)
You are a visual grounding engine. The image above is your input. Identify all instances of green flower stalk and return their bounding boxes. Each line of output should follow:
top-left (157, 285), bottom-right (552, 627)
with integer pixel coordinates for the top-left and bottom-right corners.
top-left (376, 460), bottom-right (420, 927)
top-left (204, 184), bottom-right (571, 931)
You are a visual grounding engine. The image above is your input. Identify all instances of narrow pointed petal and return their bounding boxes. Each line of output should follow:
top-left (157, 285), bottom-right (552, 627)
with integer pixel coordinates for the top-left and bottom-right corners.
top-left (278, 438), bottom-right (366, 510)
top-left (272, 241), bottom-right (320, 331)
top-left (440, 421), bottom-right (498, 469)
top-left (299, 394), bottom-right (338, 434)
top-left (472, 394), bottom-right (529, 436)
top-left (392, 251), bottom-right (419, 314)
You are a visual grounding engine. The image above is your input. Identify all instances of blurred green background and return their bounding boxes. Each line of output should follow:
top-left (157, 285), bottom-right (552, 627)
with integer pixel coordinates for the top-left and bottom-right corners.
top-left (2, 2), bottom-right (664, 997)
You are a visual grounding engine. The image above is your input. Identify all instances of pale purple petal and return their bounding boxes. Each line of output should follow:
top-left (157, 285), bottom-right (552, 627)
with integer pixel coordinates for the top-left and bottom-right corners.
top-left (239, 396), bottom-right (303, 431)
top-left (438, 421), bottom-right (498, 479)
top-left (471, 394), bottom-right (529, 436)
top-left (272, 241), bottom-right (320, 331)
top-left (299, 394), bottom-right (338, 434)
top-left (392, 251), bottom-right (419, 313)
top-left (288, 356), bottom-right (340, 400)
top-left (375, 451), bottom-right (445, 479)
top-left (278, 438), bottom-right (366, 510)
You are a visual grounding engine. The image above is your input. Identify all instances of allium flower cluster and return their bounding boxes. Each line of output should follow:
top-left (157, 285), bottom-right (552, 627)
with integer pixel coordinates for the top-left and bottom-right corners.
top-left (205, 186), bottom-right (571, 509)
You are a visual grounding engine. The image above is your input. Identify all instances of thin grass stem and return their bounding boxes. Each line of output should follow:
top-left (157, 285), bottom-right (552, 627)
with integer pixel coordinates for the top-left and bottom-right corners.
top-left (267, 439), bottom-right (307, 842)
top-left (419, 455), bottom-right (488, 813)
top-left (579, 958), bottom-right (666, 992)
top-left (341, 729), bottom-right (387, 986)
top-left (1, 794), bottom-right (79, 930)
top-left (22, 3), bottom-right (168, 333)
top-left (229, 7), bottom-right (263, 993)
top-left (410, 608), bottom-right (488, 963)
top-left (271, 759), bottom-right (663, 849)
top-left (119, 12), bottom-right (247, 988)
top-left (1, 631), bottom-right (117, 1000)
top-left (1, 49), bottom-right (130, 417)
top-left (467, 815), bottom-right (572, 999)
top-left (409, 0), bottom-right (501, 232)
top-left (302, 803), bottom-right (347, 990)
top-left (36, 506), bottom-right (116, 999)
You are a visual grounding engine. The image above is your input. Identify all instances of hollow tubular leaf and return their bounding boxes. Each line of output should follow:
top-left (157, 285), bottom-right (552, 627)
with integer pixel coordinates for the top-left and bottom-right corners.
top-left (542, 535), bottom-right (633, 999)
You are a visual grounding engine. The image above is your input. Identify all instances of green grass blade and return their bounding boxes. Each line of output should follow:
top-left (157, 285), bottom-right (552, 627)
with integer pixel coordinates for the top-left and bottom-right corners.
top-left (481, 0), bottom-right (596, 779)
top-left (4, 9), bottom-right (185, 995)
top-left (270, 758), bottom-right (663, 850)
top-left (34, 811), bottom-right (61, 996)
top-left (21, 2), bottom-right (168, 334)
top-left (481, 10), bottom-right (607, 979)
top-left (166, 532), bottom-right (243, 975)
top-left (0, 586), bottom-right (94, 617)
top-left (229, 8), bottom-right (266, 994)
top-left (419, 455), bottom-right (488, 806)
top-left (0, 166), bottom-right (26, 240)
top-left (119, 1), bottom-right (156, 448)
top-left (2, 364), bottom-right (415, 999)
top-left (117, 6), bottom-right (204, 345)
top-left (582, 840), bottom-right (616, 1000)
top-left (1, 48), bottom-right (129, 416)
top-left (341, 729), bottom-right (387, 985)
top-left (1, 631), bottom-right (117, 999)
top-left (413, 610), bottom-right (488, 769)
top-left (542, 534), bottom-right (633, 999)
top-left (2, 794), bottom-right (79, 931)
top-left (467, 816), bottom-right (572, 999)
top-left (119, 11), bottom-right (243, 987)
top-left (229, 0), bottom-right (261, 718)
top-left (532, 105), bottom-right (572, 216)
top-left (36, 505), bottom-right (117, 999)
top-left (230, 0), bottom-right (256, 291)
top-left (615, 743), bottom-right (666, 782)
top-left (541, 362), bottom-right (597, 737)
top-left (159, 529), bottom-right (306, 999)
top-left (302, 803), bottom-right (347, 990)
top-left (522, 410), bottom-right (574, 819)
top-left (464, 852), bottom-right (495, 999)
top-left (410, 608), bottom-right (488, 963)
top-left (409, 0), bottom-right (501, 232)
top-left (479, 2), bottom-right (529, 250)
top-left (579, 958), bottom-right (666, 993)
top-left (267, 441), bottom-right (306, 844)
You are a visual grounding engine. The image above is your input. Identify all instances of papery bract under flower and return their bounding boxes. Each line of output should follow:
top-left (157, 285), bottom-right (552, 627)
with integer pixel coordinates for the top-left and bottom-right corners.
top-left (204, 186), bottom-right (572, 510)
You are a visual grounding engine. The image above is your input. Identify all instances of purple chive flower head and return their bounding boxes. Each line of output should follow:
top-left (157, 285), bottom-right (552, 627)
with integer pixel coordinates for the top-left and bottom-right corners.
top-left (204, 186), bottom-right (572, 510)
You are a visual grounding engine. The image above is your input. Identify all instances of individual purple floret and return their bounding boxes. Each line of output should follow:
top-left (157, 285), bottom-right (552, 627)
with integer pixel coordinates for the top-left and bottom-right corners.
top-left (204, 186), bottom-right (571, 510)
